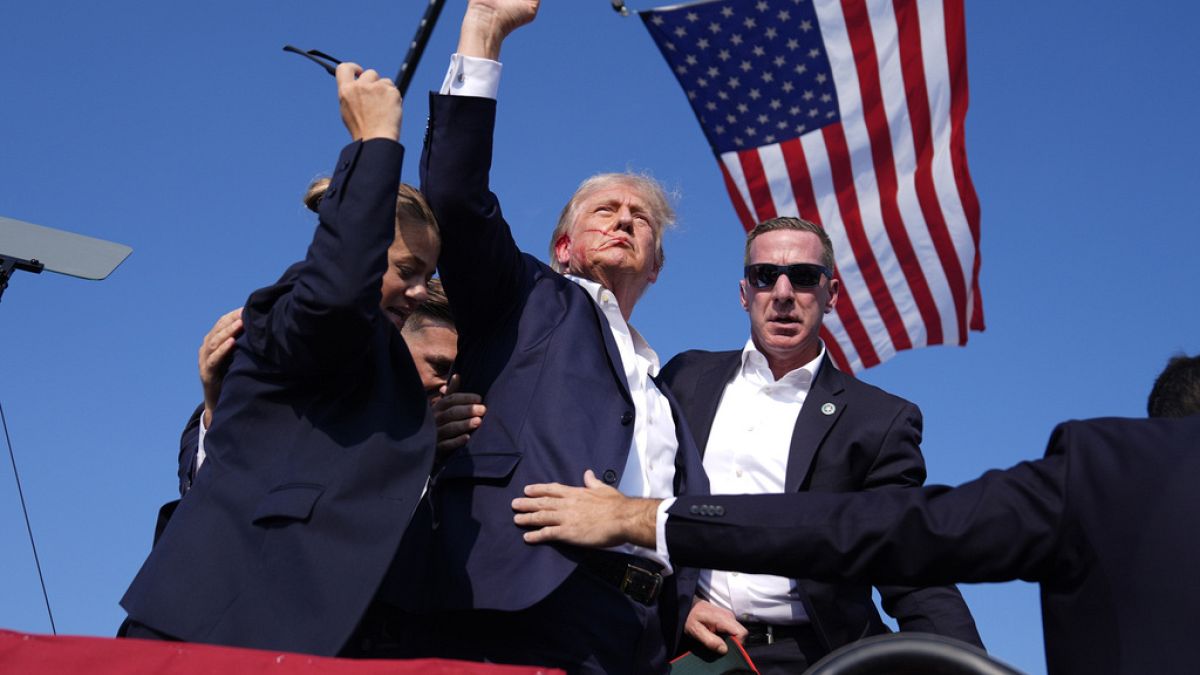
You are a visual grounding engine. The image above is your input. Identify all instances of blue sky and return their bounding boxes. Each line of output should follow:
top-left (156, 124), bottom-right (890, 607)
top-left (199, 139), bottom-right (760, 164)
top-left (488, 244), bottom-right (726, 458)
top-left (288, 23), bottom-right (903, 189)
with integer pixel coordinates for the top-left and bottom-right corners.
top-left (2, 2), bottom-right (1198, 673)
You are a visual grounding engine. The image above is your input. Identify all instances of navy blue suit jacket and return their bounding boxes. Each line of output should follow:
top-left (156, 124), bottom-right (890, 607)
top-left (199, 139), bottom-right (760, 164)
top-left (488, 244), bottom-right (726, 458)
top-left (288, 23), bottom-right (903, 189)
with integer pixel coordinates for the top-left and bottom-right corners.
top-left (665, 415), bottom-right (1200, 674)
top-left (417, 93), bottom-right (709, 642)
top-left (659, 350), bottom-right (981, 651)
top-left (122, 140), bottom-right (435, 656)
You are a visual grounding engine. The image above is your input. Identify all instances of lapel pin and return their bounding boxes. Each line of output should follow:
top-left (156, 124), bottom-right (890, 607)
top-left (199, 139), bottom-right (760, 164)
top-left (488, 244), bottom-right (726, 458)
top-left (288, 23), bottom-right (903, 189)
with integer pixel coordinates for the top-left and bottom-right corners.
top-left (820, 402), bottom-right (836, 416)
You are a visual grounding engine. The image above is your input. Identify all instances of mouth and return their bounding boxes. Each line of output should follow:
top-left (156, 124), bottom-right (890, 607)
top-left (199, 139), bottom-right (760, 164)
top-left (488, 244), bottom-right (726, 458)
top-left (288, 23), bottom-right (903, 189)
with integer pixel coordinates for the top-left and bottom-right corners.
top-left (385, 306), bottom-right (411, 326)
top-left (767, 316), bottom-right (802, 331)
top-left (598, 237), bottom-right (632, 251)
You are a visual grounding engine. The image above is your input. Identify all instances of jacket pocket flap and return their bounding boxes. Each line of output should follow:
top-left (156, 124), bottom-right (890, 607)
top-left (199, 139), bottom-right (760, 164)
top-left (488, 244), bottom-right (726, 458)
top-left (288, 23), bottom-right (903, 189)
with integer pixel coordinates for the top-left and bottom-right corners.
top-left (251, 483), bottom-right (324, 524)
top-left (435, 452), bottom-right (522, 483)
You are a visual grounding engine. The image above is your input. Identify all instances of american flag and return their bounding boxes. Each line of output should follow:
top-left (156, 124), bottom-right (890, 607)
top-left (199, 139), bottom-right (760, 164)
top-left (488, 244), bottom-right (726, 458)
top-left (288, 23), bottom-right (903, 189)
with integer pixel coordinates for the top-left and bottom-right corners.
top-left (641, 0), bottom-right (983, 372)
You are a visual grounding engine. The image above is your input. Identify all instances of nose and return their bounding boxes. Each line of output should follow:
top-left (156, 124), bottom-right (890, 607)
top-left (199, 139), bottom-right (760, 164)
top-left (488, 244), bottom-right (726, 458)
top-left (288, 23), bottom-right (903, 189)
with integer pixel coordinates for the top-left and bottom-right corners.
top-left (613, 204), bottom-right (635, 233)
top-left (770, 273), bottom-right (795, 303)
top-left (406, 280), bottom-right (429, 303)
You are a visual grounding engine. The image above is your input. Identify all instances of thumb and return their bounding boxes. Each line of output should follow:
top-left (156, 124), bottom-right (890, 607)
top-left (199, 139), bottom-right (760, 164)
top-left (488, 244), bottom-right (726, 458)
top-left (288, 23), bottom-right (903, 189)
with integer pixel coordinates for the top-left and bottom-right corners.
top-left (583, 469), bottom-right (604, 489)
top-left (445, 373), bottom-right (461, 395)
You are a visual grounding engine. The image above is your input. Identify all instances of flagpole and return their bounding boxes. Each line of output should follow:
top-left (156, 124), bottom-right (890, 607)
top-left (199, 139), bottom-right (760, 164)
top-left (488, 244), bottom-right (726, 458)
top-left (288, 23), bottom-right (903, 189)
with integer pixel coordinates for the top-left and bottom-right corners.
top-left (395, 0), bottom-right (447, 97)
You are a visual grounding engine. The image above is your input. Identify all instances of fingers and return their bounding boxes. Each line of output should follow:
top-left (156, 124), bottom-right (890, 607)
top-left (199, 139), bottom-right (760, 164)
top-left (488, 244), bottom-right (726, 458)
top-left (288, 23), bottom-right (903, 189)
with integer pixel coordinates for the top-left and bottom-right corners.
top-left (437, 417), bottom-right (481, 442)
top-left (334, 61), bottom-right (365, 85)
top-left (684, 600), bottom-right (746, 654)
top-left (434, 392), bottom-right (485, 456)
top-left (685, 620), bottom-right (729, 654)
top-left (522, 525), bottom-right (562, 544)
top-left (337, 63), bottom-right (402, 142)
top-left (435, 427), bottom-right (472, 460)
top-left (433, 393), bottom-right (485, 424)
top-left (198, 307), bottom-right (243, 399)
top-left (522, 481), bottom-right (574, 498)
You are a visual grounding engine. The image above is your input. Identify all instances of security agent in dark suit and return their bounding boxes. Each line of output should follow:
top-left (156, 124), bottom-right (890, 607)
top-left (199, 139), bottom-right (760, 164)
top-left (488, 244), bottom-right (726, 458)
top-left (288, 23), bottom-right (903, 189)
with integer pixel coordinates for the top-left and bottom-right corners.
top-left (171, 277), bottom-right (459, 503)
top-left (514, 354), bottom-right (1200, 674)
top-left (658, 217), bottom-right (980, 673)
top-left (402, 1), bottom-right (708, 672)
top-left (120, 64), bottom-right (439, 655)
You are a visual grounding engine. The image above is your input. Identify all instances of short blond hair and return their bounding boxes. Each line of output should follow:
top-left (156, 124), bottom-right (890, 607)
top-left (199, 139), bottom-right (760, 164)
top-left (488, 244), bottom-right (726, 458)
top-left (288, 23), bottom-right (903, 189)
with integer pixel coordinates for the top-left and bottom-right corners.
top-left (303, 177), bottom-right (439, 237)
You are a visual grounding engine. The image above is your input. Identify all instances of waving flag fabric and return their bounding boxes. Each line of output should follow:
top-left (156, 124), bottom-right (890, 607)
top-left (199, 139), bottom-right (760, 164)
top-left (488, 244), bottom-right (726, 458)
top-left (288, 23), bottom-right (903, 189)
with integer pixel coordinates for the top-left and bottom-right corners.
top-left (641, 0), bottom-right (983, 372)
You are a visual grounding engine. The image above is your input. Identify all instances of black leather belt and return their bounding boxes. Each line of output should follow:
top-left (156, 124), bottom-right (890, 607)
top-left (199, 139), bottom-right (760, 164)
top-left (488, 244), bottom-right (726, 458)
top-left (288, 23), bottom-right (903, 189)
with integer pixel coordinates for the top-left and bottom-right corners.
top-left (580, 552), bottom-right (664, 606)
top-left (741, 621), bottom-right (814, 647)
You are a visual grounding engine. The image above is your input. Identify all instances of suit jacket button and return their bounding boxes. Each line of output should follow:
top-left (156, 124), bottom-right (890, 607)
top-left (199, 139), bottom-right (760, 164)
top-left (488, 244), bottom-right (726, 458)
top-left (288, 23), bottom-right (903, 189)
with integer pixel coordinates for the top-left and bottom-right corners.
top-left (689, 504), bottom-right (700, 515)
top-left (602, 469), bottom-right (618, 484)
top-left (621, 411), bottom-right (634, 425)
top-left (714, 506), bottom-right (725, 516)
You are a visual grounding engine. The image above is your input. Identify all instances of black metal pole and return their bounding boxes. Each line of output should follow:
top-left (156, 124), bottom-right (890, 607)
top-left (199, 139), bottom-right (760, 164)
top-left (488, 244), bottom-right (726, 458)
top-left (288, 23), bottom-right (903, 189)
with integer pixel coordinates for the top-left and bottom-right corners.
top-left (0, 255), bottom-right (44, 304)
top-left (395, 0), bottom-right (448, 97)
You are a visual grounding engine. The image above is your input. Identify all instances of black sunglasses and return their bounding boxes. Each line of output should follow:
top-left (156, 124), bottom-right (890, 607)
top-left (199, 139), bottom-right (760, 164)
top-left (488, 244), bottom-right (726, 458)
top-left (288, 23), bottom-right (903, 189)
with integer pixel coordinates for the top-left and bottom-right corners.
top-left (283, 45), bottom-right (343, 76)
top-left (744, 263), bottom-right (832, 289)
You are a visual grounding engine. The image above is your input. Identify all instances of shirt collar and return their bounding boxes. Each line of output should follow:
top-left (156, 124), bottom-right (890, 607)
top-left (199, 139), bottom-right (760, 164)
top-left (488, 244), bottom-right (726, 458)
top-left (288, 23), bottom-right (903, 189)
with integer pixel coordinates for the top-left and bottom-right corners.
top-left (739, 338), bottom-right (825, 388)
top-left (566, 274), bottom-right (660, 374)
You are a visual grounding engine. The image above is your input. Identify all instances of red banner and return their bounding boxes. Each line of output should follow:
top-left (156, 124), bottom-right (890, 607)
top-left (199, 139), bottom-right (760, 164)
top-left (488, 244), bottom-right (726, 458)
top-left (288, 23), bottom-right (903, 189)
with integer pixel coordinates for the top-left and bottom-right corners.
top-left (0, 630), bottom-right (562, 675)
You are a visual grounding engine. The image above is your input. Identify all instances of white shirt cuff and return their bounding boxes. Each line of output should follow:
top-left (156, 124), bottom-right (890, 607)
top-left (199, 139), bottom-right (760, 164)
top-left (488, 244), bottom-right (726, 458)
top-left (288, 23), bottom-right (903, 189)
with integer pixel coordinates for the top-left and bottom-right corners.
top-left (196, 411), bottom-right (208, 473)
top-left (440, 54), bottom-right (502, 99)
top-left (655, 497), bottom-right (676, 568)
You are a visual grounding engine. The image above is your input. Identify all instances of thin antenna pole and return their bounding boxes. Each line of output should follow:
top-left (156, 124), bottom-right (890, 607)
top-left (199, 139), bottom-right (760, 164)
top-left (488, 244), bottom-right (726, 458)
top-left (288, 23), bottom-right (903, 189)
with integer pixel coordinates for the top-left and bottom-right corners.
top-left (1, 399), bottom-right (56, 634)
top-left (395, 0), bottom-right (448, 97)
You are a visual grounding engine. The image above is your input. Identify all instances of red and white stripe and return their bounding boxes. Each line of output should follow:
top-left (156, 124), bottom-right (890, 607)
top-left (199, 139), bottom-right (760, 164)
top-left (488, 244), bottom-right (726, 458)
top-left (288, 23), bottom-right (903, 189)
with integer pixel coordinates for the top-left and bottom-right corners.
top-left (718, 0), bottom-right (983, 372)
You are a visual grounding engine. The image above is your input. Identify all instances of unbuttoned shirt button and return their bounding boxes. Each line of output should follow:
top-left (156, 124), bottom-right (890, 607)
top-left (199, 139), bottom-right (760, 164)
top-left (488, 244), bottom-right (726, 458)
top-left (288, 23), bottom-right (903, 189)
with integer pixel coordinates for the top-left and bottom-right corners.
top-left (602, 469), bottom-right (618, 484)
top-left (621, 411), bottom-right (634, 425)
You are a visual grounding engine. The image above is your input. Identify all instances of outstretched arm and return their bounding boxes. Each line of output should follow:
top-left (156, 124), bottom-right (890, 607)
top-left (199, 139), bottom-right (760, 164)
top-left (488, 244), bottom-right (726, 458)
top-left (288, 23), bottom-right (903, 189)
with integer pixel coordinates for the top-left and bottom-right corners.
top-left (242, 64), bottom-right (404, 374)
top-left (513, 470), bottom-right (661, 548)
top-left (456, 0), bottom-right (539, 60)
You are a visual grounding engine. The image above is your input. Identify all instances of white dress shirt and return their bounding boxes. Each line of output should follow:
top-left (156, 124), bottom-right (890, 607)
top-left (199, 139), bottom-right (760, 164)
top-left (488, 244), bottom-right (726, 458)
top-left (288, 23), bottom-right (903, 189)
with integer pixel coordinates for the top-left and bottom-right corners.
top-left (662, 340), bottom-right (826, 624)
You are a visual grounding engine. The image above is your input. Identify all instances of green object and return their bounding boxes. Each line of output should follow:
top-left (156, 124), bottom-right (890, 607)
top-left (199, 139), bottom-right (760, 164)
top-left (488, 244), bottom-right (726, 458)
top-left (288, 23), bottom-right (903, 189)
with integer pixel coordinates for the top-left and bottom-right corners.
top-left (669, 637), bottom-right (759, 674)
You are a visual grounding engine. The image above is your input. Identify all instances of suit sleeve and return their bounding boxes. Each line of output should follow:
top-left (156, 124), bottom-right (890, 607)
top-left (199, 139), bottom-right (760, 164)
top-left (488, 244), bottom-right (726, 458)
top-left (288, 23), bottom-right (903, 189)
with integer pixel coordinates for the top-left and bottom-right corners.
top-left (419, 94), bottom-right (529, 341)
top-left (665, 452), bottom-right (1069, 587)
top-left (177, 403), bottom-right (204, 496)
top-left (863, 403), bottom-right (984, 647)
top-left (239, 139), bottom-right (404, 375)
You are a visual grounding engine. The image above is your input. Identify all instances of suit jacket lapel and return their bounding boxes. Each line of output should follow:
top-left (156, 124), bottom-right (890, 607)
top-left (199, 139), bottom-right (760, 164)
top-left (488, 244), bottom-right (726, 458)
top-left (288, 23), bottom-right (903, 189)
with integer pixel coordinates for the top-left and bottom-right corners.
top-left (588, 297), bottom-right (634, 406)
top-left (785, 354), bottom-right (847, 492)
top-left (685, 352), bottom-right (742, 458)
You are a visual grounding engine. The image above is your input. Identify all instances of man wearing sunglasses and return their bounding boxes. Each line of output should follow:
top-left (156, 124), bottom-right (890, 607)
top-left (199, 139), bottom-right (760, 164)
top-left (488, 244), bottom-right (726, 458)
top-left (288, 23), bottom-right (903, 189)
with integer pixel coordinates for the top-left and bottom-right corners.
top-left (655, 217), bottom-right (981, 673)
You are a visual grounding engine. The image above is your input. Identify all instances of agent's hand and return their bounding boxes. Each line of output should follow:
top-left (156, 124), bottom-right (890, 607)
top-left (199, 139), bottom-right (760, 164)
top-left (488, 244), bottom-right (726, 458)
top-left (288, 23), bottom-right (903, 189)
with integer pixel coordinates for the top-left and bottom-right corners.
top-left (434, 374), bottom-right (486, 461)
top-left (513, 470), bottom-right (660, 548)
top-left (336, 63), bottom-right (402, 142)
top-left (458, 0), bottom-right (540, 60)
top-left (684, 598), bottom-right (747, 655)
top-left (198, 307), bottom-right (243, 427)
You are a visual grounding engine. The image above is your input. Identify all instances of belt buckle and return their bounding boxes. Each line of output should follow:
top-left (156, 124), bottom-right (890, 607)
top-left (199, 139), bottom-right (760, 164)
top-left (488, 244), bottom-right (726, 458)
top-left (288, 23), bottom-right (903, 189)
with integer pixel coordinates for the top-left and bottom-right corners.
top-left (744, 623), bottom-right (774, 647)
top-left (619, 564), bottom-right (663, 605)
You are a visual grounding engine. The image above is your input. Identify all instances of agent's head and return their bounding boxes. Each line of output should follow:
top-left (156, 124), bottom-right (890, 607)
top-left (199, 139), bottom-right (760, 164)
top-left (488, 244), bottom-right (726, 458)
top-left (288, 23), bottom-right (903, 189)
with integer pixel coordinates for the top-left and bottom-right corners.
top-left (740, 217), bottom-right (838, 374)
top-left (304, 178), bottom-right (440, 332)
top-left (1147, 353), bottom-right (1200, 418)
top-left (401, 278), bottom-right (457, 404)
